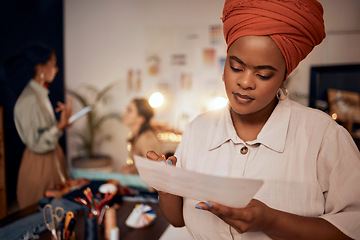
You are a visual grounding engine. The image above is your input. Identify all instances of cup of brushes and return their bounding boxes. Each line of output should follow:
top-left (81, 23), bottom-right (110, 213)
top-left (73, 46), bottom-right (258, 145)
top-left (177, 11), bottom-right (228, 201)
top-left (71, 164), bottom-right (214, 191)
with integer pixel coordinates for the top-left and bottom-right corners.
top-left (74, 186), bottom-right (116, 224)
top-left (74, 186), bottom-right (117, 240)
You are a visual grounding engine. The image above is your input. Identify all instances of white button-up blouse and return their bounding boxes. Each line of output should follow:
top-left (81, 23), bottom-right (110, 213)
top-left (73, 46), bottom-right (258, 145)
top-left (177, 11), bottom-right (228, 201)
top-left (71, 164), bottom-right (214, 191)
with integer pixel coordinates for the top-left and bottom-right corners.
top-left (175, 98), bottom-right (360, 240)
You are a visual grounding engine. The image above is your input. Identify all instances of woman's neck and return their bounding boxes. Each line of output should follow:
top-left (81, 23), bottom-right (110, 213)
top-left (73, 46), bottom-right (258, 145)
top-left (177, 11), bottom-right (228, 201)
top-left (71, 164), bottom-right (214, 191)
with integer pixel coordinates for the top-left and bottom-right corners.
top-left (231, 98), bottom-right (278, 141)
top-left (130, 124), bottom-right (141, 137)
top-left (33, 76), bottom-right (45, 86)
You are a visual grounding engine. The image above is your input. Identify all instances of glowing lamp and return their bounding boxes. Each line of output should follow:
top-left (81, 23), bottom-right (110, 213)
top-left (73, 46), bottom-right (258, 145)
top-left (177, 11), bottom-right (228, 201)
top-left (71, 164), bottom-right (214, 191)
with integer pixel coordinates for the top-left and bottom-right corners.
top-left (149, 92), bottom-right (164, 108)
top-left (207, 96), bottom-right (228, 111)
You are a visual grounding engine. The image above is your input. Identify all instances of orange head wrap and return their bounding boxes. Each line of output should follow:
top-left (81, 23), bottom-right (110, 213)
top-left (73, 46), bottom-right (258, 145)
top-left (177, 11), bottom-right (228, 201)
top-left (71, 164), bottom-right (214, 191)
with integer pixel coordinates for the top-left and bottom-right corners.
top-left (222, 0), bottom-right (326, 78)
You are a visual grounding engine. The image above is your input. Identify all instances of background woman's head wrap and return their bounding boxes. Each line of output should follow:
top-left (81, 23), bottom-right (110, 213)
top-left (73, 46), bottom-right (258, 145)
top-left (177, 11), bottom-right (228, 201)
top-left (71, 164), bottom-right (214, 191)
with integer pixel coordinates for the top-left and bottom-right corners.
top-left (222, 0), bottom-right (326, 78)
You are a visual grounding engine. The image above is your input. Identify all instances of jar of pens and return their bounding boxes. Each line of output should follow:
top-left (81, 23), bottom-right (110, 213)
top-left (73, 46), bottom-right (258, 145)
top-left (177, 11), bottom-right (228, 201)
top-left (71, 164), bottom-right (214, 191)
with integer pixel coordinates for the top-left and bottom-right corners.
top-left (74, 185), bottom-right (117, 240)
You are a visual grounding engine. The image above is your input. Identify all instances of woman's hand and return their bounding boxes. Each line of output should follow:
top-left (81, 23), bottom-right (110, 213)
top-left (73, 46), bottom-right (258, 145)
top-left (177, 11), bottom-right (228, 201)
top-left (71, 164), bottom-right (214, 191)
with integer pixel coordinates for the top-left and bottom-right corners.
top-left (56, 97), bottom-right (72, 130)
top-left (146, 151), bottom-right (177, 166)
top-left (146, 150), bottom-right (185, 227)
top-left (195, 199), bottom-right (274, 234)
top-left (146, 151), bottom-right (177, 196)
top-left (195, 199), bottom-right (352, 239)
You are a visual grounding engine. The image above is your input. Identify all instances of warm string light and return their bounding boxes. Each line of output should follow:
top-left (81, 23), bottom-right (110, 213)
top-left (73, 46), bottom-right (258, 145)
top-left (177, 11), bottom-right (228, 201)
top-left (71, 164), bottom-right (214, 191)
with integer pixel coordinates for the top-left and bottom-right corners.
top-left (157, 132), bottom-right (182, 142)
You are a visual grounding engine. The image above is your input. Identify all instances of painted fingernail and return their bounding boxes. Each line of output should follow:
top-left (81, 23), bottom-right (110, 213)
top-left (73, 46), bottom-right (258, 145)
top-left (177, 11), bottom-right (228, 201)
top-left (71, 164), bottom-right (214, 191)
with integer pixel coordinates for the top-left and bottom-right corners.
top-left (205, 202), bottom-right (212, 208)
top-left (160, 161), bottom-right (166, 165)
top-left (166, 160), bottom-right (173, 165)
top-left (195, 206), bottom-right (202, 210)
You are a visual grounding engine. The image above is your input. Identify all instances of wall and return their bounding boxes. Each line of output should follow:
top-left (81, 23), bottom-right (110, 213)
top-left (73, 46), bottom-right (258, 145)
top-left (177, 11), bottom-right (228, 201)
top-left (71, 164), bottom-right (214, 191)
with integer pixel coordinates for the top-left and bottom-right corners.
top-left (64, 0), bottom-right (360, 172)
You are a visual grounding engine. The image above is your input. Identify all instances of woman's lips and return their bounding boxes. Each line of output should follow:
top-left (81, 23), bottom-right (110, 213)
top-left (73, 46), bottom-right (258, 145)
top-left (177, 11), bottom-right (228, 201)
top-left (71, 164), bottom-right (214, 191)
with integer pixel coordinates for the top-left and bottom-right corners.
top-left (233, 92), bottom-right (254, 104)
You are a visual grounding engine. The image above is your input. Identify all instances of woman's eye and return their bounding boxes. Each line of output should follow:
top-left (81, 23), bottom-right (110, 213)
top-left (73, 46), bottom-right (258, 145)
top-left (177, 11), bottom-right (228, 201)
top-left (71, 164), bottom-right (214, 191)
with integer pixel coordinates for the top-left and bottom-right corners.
top-left (230, 66), bottom-right (243, 72)
top-left (257, 74), bottom-right (271, 80)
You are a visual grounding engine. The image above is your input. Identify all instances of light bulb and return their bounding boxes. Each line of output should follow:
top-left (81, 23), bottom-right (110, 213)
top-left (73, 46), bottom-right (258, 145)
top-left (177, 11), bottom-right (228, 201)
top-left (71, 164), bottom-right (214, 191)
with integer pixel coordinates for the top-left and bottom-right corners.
top-left (207, 96), bottom-right (228, 110)
top-left (149, 92), bottom-right (164, 108)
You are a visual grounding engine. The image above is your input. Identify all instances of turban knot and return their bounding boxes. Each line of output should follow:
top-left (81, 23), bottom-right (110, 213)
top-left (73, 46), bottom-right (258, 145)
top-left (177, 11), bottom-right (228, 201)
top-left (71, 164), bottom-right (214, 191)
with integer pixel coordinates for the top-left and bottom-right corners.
top-left (222, 0), bottom-right (326, 77)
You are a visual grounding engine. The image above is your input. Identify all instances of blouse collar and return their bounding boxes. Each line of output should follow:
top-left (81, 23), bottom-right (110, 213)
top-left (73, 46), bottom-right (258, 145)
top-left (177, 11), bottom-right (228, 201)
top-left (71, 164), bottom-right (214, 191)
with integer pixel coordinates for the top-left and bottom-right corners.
top-left (29, 79), bottom-right (49, 96)
top-left (209, 99), bottom-right (291, 153)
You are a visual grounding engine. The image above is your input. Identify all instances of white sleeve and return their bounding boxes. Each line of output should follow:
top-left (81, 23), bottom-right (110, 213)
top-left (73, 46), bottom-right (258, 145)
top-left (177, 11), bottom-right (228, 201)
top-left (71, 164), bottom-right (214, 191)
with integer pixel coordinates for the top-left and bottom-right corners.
top-left (317, 124), bottom-right (360, 239)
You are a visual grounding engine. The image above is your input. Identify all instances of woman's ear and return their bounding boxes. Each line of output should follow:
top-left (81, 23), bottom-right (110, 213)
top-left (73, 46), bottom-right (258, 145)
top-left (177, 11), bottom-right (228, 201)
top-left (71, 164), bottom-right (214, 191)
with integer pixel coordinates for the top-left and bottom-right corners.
top-left (33, 64), bottom-right (43, 79)
top-left (281, 78), bottom-right (287, 89)
top-left (34, 64), bottom-right (40, 75)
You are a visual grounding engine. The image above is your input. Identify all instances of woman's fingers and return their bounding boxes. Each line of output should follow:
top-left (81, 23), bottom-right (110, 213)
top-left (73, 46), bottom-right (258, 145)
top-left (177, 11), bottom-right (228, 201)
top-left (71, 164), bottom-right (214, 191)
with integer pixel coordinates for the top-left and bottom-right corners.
top-left (195, 201), bottom-right (252, 233)
top-left (146, 151), bottom-right (178, 165)
top-left (55, 97), bottom-right (72, 114)
top-left (166, 156), bottom-right (177, 165)
top-left (55, 102), bottom-right (65, 113)
top-left (197, 201), bottom-right (250, 221)
top-left (195, 199), bottom-right (271, 234)
top-left (146, 151), bottom-right (161, 161)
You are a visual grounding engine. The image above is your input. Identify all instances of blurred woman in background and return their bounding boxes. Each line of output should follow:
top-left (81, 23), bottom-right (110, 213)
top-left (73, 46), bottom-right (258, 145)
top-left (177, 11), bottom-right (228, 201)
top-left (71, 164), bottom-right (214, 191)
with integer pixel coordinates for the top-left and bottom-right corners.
top-left (4, 43), bottom-right (72, 209)
top-left (121, 98), bottom-right (162, 174)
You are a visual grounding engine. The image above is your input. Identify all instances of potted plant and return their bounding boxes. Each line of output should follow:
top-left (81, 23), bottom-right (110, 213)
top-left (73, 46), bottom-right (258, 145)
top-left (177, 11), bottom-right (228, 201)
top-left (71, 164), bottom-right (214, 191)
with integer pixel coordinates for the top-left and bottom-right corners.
top-left (68, 82), bottom-right (122, 170)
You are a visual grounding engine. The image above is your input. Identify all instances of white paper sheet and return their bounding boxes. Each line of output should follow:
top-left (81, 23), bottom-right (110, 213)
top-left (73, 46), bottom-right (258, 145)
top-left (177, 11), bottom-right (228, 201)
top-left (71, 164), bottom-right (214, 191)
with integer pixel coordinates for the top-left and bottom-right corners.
top-left (134, 155), bottom-right (264, 208)
top-left (68, 106), bottom-right (92, 124)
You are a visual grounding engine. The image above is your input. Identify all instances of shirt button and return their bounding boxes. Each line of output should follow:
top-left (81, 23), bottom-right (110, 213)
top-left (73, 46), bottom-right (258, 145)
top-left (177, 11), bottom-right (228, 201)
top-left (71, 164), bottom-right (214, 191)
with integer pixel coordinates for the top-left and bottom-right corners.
top-left (240, 146), bottom-right (248, 154)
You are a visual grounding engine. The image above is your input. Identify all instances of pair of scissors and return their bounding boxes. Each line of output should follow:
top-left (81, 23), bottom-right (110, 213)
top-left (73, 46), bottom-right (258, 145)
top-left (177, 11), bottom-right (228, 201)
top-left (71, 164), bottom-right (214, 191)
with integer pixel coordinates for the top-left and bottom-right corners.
top-left (43, 204), bottom-right (65, 240)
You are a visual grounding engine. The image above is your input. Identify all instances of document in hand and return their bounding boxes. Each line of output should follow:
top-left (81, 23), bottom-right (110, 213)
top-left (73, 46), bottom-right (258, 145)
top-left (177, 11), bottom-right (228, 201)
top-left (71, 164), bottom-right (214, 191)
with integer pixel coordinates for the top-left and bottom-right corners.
top-left (134, 155), bottom-right (264, 208)
top-left (68, 106), bottom-right (92, 124)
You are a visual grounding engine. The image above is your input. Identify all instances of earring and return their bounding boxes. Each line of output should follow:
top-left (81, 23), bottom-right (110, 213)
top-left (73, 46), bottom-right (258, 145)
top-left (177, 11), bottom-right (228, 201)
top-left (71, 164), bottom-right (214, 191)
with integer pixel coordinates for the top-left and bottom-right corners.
top-left (276, 87), bottom-right (289, 101)
top-left (40, 73), bottom-right (44, 80)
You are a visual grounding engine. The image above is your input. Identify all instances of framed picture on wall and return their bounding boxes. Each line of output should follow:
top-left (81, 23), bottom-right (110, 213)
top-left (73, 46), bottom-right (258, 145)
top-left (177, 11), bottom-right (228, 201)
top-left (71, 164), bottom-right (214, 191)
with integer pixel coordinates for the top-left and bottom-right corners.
top-left (327, 88), bottom-right (360, 123)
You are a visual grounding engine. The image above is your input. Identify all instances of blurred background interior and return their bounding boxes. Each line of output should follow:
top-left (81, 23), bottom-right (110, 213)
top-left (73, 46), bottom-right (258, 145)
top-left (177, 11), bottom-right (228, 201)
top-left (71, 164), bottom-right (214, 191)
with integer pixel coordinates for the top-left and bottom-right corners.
top-left (0, 0), bottom-right (360, 219)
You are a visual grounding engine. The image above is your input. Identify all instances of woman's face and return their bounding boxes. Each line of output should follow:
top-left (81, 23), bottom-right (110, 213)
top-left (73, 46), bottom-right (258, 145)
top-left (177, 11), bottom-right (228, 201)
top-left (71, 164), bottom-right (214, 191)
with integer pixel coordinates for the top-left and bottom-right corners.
top-left (39, 52), bottom-right (58, 83)
top-left (223, 35), bottom-right (286, 118)
top-left (123, 101), bottom-right (143, 128)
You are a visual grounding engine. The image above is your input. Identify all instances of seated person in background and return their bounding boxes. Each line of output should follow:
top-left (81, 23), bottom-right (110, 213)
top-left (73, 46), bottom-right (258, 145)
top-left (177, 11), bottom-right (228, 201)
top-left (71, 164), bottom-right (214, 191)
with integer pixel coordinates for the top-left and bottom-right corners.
top-left (121, 98), bottom-right (162, 174)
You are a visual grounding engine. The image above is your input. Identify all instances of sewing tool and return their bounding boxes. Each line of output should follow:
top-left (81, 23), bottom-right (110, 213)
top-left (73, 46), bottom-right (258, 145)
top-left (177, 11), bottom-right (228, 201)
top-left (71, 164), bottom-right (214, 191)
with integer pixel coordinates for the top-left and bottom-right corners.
top-left (60, 218), bottom-right (64, 240)
top-left (64, 218), bottom-right (76, 240)
top-left (43, 204), bottom-right (65, 240)
top-left (63, 211), bottom-right (74, 237)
